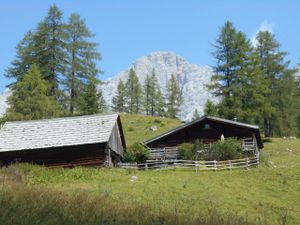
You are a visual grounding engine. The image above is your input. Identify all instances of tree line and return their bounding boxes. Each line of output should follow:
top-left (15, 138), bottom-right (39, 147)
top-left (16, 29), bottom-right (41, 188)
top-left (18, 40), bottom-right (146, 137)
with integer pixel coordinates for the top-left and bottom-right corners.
top-left (206, 21), bottom-right (300, 137)
top-left (4, 5), bottom-right (105, 121)
top-left (112, 68), bottom-right (182, 119)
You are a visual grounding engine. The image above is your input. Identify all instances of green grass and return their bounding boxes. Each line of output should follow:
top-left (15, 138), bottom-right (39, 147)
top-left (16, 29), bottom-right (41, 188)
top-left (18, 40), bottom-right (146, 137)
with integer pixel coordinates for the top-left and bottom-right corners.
top-left (0, 114), bottom-right (299, 225)
top-left (120, 113), bottom-right (182, 146)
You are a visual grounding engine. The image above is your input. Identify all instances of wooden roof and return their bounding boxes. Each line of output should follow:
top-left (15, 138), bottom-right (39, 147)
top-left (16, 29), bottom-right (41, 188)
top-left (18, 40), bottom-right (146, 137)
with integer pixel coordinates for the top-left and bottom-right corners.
top-left (0, 113), bottom-right (126, 153)
top-left (144, 115), bottom-right (263, 148)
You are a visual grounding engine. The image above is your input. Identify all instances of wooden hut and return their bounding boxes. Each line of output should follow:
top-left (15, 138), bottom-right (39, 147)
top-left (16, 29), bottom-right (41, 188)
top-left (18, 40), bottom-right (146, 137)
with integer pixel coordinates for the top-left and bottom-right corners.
top-left (144, 115), bottom-right (263, 160)
top-left (0, 114), bottom-right (126, 167)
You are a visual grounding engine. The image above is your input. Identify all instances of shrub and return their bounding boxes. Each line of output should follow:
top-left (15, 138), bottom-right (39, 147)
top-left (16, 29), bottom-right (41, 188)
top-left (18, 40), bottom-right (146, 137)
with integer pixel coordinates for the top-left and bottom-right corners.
top-left (124, 143), bottom-right (149, 163)
top-left (179, 139), bottom-right (204, 160)
top-left (203, 138), bottom-right (243, 161)
top-left (179, 143), bottom-right (194, 160)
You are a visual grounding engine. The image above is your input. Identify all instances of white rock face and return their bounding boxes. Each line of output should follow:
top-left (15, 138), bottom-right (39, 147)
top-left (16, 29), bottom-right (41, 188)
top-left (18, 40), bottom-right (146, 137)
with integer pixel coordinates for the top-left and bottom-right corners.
top-left (0, 51), bottom-right (218, 120)
top-left (0, 89), bottom-right (9, 117)
top-left (102, 51), bottom-right (218, 121)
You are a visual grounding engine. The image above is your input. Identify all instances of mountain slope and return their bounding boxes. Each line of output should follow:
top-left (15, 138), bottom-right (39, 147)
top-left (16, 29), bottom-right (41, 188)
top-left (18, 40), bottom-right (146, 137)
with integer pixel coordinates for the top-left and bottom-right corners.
top-left (102, 51), bottom-right (218, 120)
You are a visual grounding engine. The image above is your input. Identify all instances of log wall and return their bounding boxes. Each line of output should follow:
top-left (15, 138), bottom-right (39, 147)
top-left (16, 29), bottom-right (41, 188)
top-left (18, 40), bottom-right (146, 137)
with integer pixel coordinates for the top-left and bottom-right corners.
top-left (0, 143), bottom-right (108, 168)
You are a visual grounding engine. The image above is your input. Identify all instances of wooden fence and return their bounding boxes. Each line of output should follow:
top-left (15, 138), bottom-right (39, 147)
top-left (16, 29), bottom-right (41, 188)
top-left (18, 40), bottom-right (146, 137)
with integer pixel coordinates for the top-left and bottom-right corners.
top-left (149, 147), bottom-right (179, 160)
top-left (117, 157), bottom-right (259, 171)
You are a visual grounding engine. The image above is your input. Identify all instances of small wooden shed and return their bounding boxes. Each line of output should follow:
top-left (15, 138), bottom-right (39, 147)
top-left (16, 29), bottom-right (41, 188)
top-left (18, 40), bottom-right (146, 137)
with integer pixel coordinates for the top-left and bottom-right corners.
top-left (144, 115), bottom-right (263, 159)
top-left (0, 113), bottom-right (126, 167)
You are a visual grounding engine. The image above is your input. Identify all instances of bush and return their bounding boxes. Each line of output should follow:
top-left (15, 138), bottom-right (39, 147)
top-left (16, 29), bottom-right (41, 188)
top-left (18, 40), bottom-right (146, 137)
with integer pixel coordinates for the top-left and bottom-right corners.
top-left (123, 143), bottom-right (149, 163)
top-left (179, 143), bottom-right (194, 160)
top-left (179, 139), bottom-right (204, 160)
top-left (203, 138), bottom-right (243, 161)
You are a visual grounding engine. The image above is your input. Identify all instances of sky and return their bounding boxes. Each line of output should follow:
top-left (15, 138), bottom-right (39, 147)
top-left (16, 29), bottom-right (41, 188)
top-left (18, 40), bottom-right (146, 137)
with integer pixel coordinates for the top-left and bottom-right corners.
top-left (0, 0), bottom-right (299, 92)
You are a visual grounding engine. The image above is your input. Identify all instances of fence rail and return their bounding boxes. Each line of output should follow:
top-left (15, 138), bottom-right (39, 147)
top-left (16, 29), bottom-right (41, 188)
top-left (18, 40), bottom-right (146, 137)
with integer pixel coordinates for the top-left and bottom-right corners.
top-left (117, 157), bottom-right (259, 171)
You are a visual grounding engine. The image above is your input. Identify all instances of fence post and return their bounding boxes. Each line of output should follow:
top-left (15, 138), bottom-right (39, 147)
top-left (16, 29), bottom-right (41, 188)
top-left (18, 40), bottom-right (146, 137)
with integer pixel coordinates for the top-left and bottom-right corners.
top-left (145, 164), bottom-right (148, 170)
top-left (228, 160), bottom-right (231, 170)
top-left (246, 157), bottom-right (249, 169)
top-left (214, 160), bottom-right (217, 171)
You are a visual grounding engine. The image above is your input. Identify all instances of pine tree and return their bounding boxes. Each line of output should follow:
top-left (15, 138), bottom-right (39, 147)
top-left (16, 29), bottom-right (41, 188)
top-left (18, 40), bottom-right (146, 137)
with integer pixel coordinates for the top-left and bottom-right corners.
top-left (192, 109), bottom-right (200, 120)
top-left (64, 13), bottom-right (101, 115)
top-left (112, 80), bottom-right (126, 112)
top-left (78, 77), bottom-right (105, 115)
top-left (166, 74), bottom-right (182, 118)
top-left (6, 64), bottom-right (60, 121)
top-left (125, 69), bottom-right (143, 114)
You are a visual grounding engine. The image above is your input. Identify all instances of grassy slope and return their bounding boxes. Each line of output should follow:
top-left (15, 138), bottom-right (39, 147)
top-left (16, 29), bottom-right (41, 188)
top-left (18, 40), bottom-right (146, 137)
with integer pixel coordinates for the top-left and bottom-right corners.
top-left (120, 113), bottom-right (182, 146)
top-left (0, 114), bottom-right (299, 224)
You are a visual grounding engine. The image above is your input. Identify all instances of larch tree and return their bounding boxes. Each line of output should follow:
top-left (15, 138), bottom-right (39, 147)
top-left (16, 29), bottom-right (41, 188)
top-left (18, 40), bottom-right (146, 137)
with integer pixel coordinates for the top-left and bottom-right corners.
top-left (143, 70), bottom-right (162, 116)
top-left (210, 21), bottom-right (253, 121)
top-left (32, 5), bottom-right (67, 97)
top-left (254, 30), bottom-right (292, 136)
top-left (166, 74), bottom-right (182, 119)
top-left (112, 80), bottom-right (126, 112)
top-left (125, 68), bottom-right (143, 114)
top-left (78, 77), bottom-right (105, 115)
top-left (64, 13), bottom-right (101, 115)
top-left (6, 64), bottom-right (60, 121)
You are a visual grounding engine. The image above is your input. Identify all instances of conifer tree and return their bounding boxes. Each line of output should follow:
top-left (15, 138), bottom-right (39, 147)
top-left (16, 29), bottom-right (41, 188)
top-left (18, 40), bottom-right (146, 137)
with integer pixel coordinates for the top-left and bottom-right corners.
top-left (78, 77), bottom-right (105, 115)
top-left (143, 74), bottom-right (152, 115)
top-left (155, 88), bottom-right (166, 117)
top-left (204, 100), bottom-right (218, 116)
top-left (166, 74), bottom-right (182, 118)
top-left (254, 31), bottom-right (291, 136)
top-left (6, 64), bottom-right (60, 121)
top-left (32, 5), bottom-right (67, 96)
top-left (125, 69), bottom-right (143, 114)
top-left (64, 13), bottom-right (101, 115)
top-left (5, 31), bottom-right (35, 87)
top-left (143, 70), bottom-right (162, 116)
top-left (210, 21), bottom-right (253, 120)
top-left (112, 80), bottom-right (126, 112)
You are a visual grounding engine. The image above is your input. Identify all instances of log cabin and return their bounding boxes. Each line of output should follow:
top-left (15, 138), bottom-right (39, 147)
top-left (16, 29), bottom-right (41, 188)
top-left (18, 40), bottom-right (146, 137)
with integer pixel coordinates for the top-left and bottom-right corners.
top-left (0, 113), bottom-right (126, 167)
top-left (144, 115), bottom-right (263, 160)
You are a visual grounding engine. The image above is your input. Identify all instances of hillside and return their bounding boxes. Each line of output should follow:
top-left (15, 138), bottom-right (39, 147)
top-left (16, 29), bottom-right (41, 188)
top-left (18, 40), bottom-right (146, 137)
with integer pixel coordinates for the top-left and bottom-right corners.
top-left (120, 113), bottom-right (182, 145)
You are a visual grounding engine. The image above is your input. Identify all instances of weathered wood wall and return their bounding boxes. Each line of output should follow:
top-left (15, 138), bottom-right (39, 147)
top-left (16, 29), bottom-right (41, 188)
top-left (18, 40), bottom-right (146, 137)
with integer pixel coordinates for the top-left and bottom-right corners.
top-left (0, 143), bottom-right (108, 167)
top-left (146, 119), bottom-right (257, 148)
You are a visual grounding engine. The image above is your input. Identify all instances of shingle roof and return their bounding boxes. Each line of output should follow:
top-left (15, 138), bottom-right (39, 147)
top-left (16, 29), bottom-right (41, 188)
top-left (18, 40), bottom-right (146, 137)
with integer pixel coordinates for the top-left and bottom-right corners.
top-left (0, 113), bottom-right (119, 153)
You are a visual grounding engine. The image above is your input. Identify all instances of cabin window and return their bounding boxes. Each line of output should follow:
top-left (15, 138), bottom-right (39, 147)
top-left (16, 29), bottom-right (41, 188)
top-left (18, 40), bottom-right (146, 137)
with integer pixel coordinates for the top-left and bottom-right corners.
top-left (204, 124), bottom-right (210, 129)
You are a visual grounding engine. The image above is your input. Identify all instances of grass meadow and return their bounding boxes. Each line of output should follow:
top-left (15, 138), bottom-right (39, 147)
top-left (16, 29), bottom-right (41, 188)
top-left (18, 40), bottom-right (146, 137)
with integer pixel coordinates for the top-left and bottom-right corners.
top-left (0, 114), bottom-right (299, 225)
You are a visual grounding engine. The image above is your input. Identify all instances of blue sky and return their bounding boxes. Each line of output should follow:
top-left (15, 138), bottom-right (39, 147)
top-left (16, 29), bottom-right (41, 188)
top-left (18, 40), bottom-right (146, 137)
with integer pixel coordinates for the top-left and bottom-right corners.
top-left (0, 0), bottom-right (299, 92)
